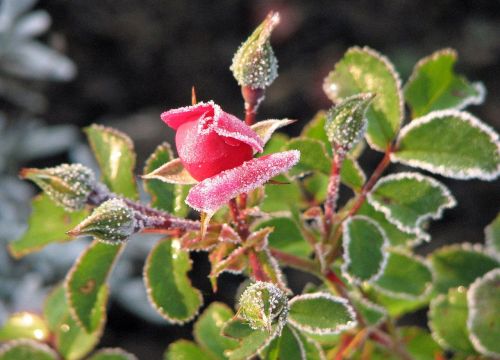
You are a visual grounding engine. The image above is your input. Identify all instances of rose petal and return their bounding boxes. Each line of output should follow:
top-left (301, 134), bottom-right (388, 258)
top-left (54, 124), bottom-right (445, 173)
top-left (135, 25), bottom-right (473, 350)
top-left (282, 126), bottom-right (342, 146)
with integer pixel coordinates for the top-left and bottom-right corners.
top-left (161, 101), bottom-right (215, 129)
top-left (186, 150), bottom-right (300, 213)
top-left (214, 111), bottom-right (264, 153)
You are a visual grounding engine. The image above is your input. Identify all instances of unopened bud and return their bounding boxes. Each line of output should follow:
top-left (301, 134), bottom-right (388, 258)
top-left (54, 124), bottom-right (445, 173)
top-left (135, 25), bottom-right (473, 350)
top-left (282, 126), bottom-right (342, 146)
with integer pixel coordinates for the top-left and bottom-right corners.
top-left (20, 163), bottom-right (95, 211)
top-left (238, 281), bottom-right (288, 331)
top-left (230, 12), bottom-right (280, 90)
top-left (325, 93), bottom-right (375, 152)
top-left (67, 198), bottom-right (135, 244)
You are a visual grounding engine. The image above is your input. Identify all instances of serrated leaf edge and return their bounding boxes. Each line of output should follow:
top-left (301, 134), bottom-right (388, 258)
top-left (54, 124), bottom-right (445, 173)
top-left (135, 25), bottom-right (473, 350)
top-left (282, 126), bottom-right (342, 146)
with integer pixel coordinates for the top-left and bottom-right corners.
top-left (392, 110), bottom-right (500, 180)
top-left (287, 293), bottom-right (357, 335)
top-left (143, 238), bottom-right (203, 324)
top-left (324, 46), bottom-right (404, 152)
top-left (0, 339), bottom-right (59, 358)
top-left (341, 215), bottom-right (389, 285)
top-left (372, 248), bottom-right (434, 300)
top-left (89, 348), bottom-right (138, 360)
top-left (466, 268), bottom-right (500, 358)
top-left (65, 240), bottom-right (123, 332)
top-left (349, 291), bottom-right (388, 327)
top-left (367, 172), bottom-right (456, 233)
top-left (404, 48), bottom-right (486, 114)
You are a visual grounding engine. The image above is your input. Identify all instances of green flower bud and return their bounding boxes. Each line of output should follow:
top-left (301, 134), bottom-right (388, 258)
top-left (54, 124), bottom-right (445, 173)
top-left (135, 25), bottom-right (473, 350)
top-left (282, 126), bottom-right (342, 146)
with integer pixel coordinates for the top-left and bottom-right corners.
top-left (20, 163), bottom-right (95, 211)
top-left (230, 12), bottom-right (280, 90)
top-left (238, 281), bottom-right (288, 331)
top-left (325, 93), bottom-right (375, 152)
top-left (67, 198), bottom-right (135, 244)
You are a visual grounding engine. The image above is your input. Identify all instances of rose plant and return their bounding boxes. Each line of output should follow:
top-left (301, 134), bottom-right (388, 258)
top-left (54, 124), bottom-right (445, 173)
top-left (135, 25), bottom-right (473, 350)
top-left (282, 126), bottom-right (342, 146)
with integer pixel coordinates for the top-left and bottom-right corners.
top-left (1, 11), bottom-right (500, 360)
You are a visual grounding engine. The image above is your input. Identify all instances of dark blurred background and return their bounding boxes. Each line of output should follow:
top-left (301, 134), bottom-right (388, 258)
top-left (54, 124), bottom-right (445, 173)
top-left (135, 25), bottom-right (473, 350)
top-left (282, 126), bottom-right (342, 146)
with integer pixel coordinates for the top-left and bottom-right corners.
top-left (3, 0), bottom-right (500, 358)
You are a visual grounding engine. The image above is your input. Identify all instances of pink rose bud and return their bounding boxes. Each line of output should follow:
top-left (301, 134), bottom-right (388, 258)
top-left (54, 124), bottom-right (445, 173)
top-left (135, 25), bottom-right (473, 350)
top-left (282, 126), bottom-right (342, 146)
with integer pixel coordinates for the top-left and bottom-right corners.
top-left (161, 101), bottom-right (264, 181)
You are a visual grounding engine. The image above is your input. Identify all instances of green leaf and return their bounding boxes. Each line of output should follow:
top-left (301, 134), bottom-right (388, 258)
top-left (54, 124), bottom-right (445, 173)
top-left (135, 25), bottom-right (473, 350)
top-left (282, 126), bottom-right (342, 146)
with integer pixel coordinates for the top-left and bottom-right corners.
top-left (404, 49), bottom-right (485, 118)
top-left (288, 293), bottom-right (356, 335)
top-left (365, 286), bottom-right (431, 318)
top-left (429, 287), bottom-right (475, 353)
top-left (164, 340), bottom-right (210, 360)
top-left (349, 292), bottom-right (387, 326)
top-left (294, 331), bottom-right (324, 360)
top-left (467, 268), bottom-right (500, 357)
top-left (66, 240), bottom-right (121, 332)
top-left (357, 201), bottom-right (424, 247)
top-left (323, 46), bottom-right (403, 151)
top-left (392, 110), bottom-right (500, 180)
top-left (261, 174), bottom-right (303, 212)
top-left (373, 250), bottom-right (432, 299)
top-left (9, 194), bottom-right (88, 258)
top-left (87, 348), bottom-right (138, 360)
top-left (368, 172), bottom-right (456, 233)
top-left (254, 217), bottom-right (310, 258)
top-left (301, 111), bottom-right (331, 155)
top-left (85, 124), bottom-right (138, 199)
top-left (144, 239), bottom-right (203, 323)
top-left (143, 143), bottom-right (190, 216)
top-left (0, 340), bottom-right (58, 360)
top-left (262, 325), bottom-right (306, 360)
top-left (283, 138), bottom-right (331, 176)
top-left (399, 326), bottom-right (443, 360)
top-left (222, 319), bottom-right (282, 360)
top-left (429, 243), bottom-right (499, 294)
top-left (251, 249), bottom-right (289, 292)
top-left (193, 303), bottom-right (238, 360)
top-left (260, 133), bottom-right (289, 157)
top-left (341, 157), bottom-right (366, 191)
top-left (342, 216), bottom-right (389, 284)
top-left (44, 285), bottom-right (106, 360)
top-left (0, 313), bottom-right (49, 342)
top-left (485, 212), bottom-right (500, 259)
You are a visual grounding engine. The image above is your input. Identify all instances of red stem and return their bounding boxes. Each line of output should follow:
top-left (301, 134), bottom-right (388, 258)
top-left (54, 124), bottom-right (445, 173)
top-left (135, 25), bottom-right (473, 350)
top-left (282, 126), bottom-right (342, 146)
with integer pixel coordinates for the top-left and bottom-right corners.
top-left (324, 148), bottom-right (345, 236)
top-left (248, 250), bottom-right (268, 281)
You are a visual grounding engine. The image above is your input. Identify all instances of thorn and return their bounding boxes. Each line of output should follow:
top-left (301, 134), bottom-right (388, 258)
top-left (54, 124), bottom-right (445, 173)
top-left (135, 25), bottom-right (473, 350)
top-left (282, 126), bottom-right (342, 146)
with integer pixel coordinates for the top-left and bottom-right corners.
top-left (191, 86), bottom-right (197, 105)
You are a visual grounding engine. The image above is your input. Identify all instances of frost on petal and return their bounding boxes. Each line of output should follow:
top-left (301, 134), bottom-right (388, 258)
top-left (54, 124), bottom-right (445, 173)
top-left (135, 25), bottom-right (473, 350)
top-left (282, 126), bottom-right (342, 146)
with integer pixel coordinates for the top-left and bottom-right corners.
top-left (186, 150), bottom-right (300, 212)
top-left (161, 101), bottom-right (217, 129)
top-left (215, 111), bottom-right (264, 152)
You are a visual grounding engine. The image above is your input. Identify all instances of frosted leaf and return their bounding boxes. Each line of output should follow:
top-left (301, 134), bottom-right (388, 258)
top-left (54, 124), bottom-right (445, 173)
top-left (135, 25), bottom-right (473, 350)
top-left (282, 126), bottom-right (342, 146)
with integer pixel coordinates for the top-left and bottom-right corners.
top-left (185, 150), bottom-right (300, 213)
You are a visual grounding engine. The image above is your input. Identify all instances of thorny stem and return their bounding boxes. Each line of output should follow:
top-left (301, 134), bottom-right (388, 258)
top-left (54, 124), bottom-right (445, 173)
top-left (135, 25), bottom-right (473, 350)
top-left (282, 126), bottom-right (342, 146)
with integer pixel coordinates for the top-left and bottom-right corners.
top-left (242, 86), bottom-right (265, 125)
top-left (324, 146), bottom-right (345, 236)
top-left (325, 144), bottom-right (393, 265)
top-left (87, 183), bottom-right (200, 233)
top-left (228, 198), bottom-right (249, 239)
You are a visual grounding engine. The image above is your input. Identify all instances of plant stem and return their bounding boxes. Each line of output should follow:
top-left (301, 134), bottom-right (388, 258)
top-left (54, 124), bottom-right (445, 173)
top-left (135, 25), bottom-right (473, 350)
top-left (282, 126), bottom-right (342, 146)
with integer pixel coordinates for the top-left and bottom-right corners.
top-left (248, 249), bottom-right (268, 281)
top-left (324, 147), bottom-right (345, 236)
top-left (270, 248), bottom-right (320, 275)
top-left (370, 329), bottom-right (414, 360)
top-left (228, 198), bottom-right (249, 238)
top-left (242, 86), bottom-right (265, 125)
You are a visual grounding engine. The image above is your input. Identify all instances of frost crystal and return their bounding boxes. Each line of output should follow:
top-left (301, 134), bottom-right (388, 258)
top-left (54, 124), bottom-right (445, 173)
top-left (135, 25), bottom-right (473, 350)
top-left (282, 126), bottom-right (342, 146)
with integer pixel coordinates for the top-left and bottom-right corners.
top-left (68, 198), bottom-right (136, 244)
top-left (325, 93), bottom-right (374, 152)
top-left (230, 12), bottom-right (280, 89)
top-left (238, 281), bottom-right (288, 331)
top-left (21, 163), bottom-right (95, 211)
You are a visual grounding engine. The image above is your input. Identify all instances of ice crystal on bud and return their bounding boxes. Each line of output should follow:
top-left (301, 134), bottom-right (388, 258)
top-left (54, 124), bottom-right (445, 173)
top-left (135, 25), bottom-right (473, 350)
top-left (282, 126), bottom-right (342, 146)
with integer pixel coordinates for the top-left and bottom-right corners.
top-left (230, 12), bottom-right (280, 89)
top-left (20, 163), bottom-right (95, 211)
top-left (238, 281), bottom-right (288, 331)
top-left (325, 93), bottom-right (375, 152)
top-left (68, 198), bottom-right (136, 244)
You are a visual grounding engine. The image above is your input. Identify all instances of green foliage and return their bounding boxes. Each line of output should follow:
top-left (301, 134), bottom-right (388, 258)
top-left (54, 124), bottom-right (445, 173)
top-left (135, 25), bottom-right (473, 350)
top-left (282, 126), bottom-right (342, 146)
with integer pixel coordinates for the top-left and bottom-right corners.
top-left (0, 313), bottom-right (48, 342)
top-left (287, 293), bottom-right (356, 335)
top-left (323, 46), bottom-right (403, 151)
top-left (392, 110), bottom-right (500, 180)
top-left (144, 239), bottom-right (203, 323)
top-left (429, 287), bottom-right (475, 353)
top-left (429, 244), bottom-right (499, 293)
top-left (0, 340), bottom-right (58, 360)
top-left (164, 340), bottom-right (208, 360)
top-left (65, 240), bottom-right (120, 332)
top-left (44, 285), bottom-right (105, 360)
top-left (9, 194), bottom-right (87, 258)
top-left (342, 216), bottom-right (388, 283)
top-left (87, 348), bottom-right (137, 360)
top-left (254, 217), bottom-right (309, 258)
top-left (467, 269), bottom-right (500, 357)
top-left (404, 49), bottom-right (484, 118)
top-left (372, 250), bottom-right (432, 299)
top-left (485, 212), bottom-right (500, 257)
top-left (84, 124), bottom-right (138, 199)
